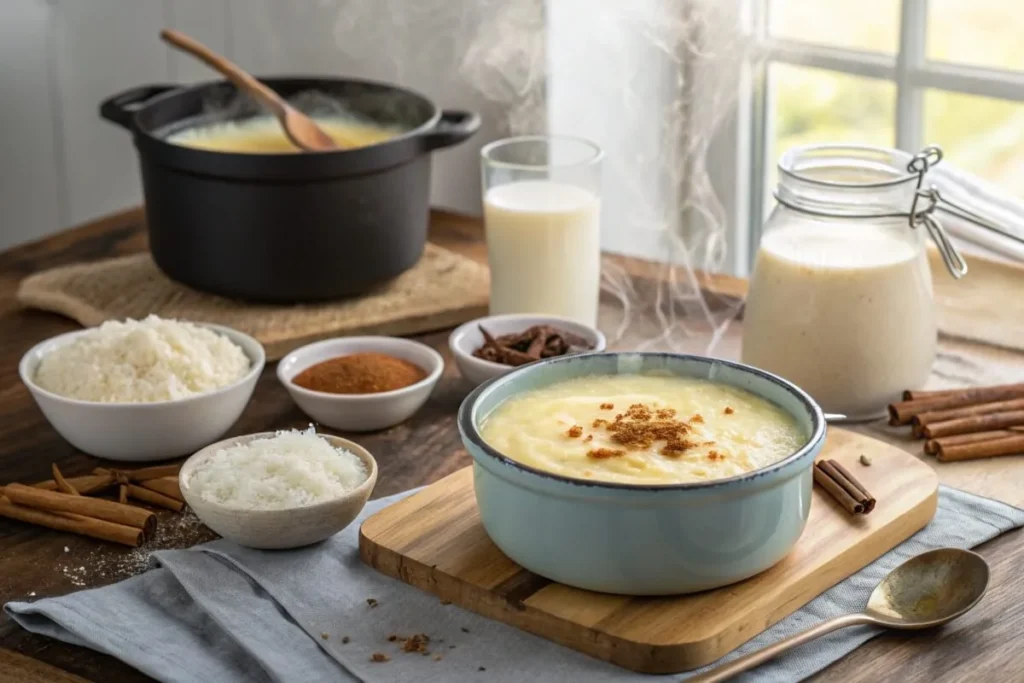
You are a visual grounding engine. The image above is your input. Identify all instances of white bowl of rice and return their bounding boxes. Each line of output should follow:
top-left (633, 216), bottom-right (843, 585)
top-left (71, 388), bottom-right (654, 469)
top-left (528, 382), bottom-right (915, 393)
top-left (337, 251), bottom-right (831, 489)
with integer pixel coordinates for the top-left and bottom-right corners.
top-left (19, 315), bottom-right (265, 461)
top-left (179, 428), bottom-right (378, 549)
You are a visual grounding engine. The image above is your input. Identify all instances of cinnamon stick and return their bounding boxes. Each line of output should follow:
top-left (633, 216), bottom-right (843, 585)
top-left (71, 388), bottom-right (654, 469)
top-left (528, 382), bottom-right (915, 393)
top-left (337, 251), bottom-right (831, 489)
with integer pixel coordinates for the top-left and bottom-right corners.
top-left (813, 465), bottom-right (863, 514)
top-left (50, 464), bottom-right (79, 496)
top-left (118, 484), bottom-right (128, 504)
top-left (3, 483), bottom-right (156, 535)
top-left (902, 388), bottom-right (962, 401)
top-left (34, 473), bottom-right (115, 496)
top-left (813, 460), bottom-right (874, 515)
top-left (924, 430), bottom-right (1016, 455)
top-left (911, 398), bottom-right (1024, 437)
top-left (127, 484), bottom-right (184, 512)
top-left (935, 435), bottom-right (1024, 462)
top-left (921, 410), bottom-right (1024, 439)
top-left (0, 495), bottom-right (143, 547)
top-left (140, 477), bottom-right (183, 502)
top-left (112, 464), bottom-right (182, 482)
top-left (889, 384), bottom-right (1024, 425)
top-left (826, 460), bottom-right (876, 513)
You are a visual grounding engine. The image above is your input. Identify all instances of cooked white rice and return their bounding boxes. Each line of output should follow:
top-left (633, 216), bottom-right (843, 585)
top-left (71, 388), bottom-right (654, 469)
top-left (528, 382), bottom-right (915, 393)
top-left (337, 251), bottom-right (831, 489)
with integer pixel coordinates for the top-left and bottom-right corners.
top-left (188, 427), bottom-right (368, 509)
top-left (34, 315), bottom-right (250, 403)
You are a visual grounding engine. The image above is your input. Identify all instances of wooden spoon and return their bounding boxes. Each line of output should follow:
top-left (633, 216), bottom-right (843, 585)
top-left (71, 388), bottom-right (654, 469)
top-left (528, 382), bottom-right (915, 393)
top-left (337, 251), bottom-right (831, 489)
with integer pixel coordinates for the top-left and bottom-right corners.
top-left (160, 29), bottom-right (341, 151)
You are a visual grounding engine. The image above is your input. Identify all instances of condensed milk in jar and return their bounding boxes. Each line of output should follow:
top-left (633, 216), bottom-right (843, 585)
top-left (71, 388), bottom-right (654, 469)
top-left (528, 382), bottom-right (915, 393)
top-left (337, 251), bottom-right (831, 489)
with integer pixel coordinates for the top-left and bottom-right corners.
top-left (742, 145), bottom-right (966, 421)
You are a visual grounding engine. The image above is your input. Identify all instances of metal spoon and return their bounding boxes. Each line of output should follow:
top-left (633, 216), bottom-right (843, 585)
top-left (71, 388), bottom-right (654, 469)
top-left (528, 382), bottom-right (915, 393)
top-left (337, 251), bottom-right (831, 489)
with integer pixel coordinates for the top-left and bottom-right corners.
top-left (689, 548), bottom-right (989, 682)
top-left (160, 29), bottom-right (342, 151)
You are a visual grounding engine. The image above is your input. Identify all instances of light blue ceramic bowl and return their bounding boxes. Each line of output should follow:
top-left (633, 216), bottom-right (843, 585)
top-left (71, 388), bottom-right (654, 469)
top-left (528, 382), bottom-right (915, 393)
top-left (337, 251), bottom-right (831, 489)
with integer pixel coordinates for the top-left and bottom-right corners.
top-left (457, 352), bottom-right (826, 596)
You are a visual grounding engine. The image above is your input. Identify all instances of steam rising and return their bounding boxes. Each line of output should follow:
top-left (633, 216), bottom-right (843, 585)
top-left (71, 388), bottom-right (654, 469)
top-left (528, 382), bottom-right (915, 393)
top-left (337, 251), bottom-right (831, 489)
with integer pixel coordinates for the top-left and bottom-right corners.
top-left (323, 1), bottom-right (754, 352)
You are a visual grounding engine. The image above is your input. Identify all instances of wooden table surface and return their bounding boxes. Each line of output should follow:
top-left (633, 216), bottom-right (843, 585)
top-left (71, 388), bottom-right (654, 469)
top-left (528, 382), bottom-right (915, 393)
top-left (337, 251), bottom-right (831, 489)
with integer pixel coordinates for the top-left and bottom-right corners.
top-left (0, 208), bottom-right (1021, 683)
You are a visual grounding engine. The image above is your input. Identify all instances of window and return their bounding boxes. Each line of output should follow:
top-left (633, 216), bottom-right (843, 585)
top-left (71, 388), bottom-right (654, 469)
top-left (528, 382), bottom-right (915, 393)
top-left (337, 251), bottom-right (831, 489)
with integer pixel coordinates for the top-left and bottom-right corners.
top-left (740, 0), bottom-right (1024, 269)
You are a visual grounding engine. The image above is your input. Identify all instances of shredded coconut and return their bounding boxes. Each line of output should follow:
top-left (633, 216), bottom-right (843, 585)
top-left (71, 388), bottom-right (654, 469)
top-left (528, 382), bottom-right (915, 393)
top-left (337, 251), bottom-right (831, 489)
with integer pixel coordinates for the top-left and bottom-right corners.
top-left (188, 427), bottom-right (368, 510)
top-left (34, 315), bottom-right (250, 403)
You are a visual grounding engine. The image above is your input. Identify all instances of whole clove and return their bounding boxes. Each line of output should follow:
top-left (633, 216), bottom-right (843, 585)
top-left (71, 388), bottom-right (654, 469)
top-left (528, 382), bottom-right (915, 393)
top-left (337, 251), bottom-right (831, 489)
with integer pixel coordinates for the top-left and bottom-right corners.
top-left (473, 325), bottom-right (592, 367)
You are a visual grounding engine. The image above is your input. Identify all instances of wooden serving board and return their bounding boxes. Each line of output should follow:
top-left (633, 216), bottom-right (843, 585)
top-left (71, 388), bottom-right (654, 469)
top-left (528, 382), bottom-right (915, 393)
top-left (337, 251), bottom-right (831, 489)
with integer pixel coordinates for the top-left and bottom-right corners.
top-left (16, 244), bottom-right (489, 361)
top-left (360, 428), bottom-right (939, 674)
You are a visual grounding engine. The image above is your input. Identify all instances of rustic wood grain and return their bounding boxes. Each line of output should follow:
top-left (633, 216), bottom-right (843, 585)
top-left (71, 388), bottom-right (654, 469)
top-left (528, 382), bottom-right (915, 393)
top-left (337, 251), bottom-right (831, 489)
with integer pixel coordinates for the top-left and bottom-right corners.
top-left (359, 433), bottom-right (938, 674)
top-left (0, 207), bottom-right (1021, 683)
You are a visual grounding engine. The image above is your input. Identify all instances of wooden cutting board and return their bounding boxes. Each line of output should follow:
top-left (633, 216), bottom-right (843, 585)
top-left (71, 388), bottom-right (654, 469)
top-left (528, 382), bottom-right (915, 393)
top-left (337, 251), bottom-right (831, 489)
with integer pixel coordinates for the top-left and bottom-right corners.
top-left (16, 244), bottom-right (489, 361)
top-left (360, 428), bottom-right (938, 674)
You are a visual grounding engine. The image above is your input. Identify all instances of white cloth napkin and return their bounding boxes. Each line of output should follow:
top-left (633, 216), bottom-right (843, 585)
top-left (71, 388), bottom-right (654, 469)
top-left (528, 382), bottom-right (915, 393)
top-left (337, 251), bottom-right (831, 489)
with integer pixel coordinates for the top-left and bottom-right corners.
top-left (6, 485), bottom-right (1023, 683)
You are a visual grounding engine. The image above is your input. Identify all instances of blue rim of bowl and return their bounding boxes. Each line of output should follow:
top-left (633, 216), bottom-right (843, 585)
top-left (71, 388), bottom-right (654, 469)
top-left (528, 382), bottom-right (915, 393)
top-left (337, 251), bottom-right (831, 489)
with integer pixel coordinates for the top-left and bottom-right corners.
top-left (278, 336), bottom-right (444, 400)
top-left (18, 322), bottom-right (266, 408)
top-left (458, 351), bottom-right (826, 491)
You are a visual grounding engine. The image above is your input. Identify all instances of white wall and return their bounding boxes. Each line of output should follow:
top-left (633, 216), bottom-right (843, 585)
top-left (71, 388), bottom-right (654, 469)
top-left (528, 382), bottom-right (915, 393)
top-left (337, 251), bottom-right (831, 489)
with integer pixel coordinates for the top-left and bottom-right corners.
top-left (0, 0), bottom-right (505, 251)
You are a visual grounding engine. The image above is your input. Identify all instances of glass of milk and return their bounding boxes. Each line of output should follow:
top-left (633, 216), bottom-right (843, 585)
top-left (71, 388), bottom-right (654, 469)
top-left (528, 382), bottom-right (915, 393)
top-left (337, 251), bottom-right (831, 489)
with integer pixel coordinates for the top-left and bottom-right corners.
top-left (742, 145), bottom-right (940, 421)
top-left (480, 135), bottom-right (603, 326)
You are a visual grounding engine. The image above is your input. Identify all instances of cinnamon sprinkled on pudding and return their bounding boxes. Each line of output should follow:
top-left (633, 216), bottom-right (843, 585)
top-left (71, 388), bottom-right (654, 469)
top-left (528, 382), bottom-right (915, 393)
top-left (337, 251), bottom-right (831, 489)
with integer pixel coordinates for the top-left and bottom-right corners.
top-left (587, 448), bottom-right (625, 459)
top-left (480, 374), bottom-right (806, 485)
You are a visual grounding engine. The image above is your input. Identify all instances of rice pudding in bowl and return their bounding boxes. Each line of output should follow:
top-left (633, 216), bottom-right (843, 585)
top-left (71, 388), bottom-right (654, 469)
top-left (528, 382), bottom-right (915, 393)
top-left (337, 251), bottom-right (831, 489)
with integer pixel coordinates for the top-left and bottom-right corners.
top-left (480, 374), bottom-right (805, 486)
top-left (458, 352), bottom-right (825, 595)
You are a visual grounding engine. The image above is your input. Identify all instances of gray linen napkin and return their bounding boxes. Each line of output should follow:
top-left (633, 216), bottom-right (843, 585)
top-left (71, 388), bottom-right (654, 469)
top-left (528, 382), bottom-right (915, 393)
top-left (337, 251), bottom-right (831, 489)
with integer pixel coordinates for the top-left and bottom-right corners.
top-left (7, 485), bottom-right (1023, 683)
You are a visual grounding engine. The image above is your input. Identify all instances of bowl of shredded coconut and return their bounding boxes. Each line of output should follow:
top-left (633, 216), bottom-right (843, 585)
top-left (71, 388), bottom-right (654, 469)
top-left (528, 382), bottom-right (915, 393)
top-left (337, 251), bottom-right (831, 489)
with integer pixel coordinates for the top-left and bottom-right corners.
top-left (179, 427), bottom-right (378, 549)
top-left (19, 315), bottom-right (265, 461)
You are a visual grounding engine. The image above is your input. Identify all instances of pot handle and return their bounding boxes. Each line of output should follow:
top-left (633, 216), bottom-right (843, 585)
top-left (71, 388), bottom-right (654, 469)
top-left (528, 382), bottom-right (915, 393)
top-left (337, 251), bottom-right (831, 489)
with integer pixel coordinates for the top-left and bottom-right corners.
top-left (420, 110), bottom-right (481, 151)
top-left (99, 84), bottom-right (181, 130)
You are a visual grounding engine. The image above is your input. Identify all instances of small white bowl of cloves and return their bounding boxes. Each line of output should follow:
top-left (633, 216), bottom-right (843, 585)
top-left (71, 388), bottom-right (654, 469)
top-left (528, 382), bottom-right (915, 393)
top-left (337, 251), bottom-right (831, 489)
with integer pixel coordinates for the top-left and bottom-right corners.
top-left (448, 314), bottom-right (606, 387)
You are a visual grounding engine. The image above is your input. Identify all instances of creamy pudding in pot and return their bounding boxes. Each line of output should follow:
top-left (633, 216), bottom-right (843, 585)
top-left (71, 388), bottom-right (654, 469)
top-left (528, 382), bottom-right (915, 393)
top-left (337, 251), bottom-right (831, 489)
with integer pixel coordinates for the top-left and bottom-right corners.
top-left (167, 115), bottom-right (400, 153)
top-left (479, 374), bottom-right (806, 485)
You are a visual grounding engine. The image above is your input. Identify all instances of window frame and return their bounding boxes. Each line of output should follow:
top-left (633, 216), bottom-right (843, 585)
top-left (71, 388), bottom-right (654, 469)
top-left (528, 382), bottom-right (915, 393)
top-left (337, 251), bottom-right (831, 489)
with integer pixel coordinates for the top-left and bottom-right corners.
top-left (727, 0), bottom-right (1024, 273)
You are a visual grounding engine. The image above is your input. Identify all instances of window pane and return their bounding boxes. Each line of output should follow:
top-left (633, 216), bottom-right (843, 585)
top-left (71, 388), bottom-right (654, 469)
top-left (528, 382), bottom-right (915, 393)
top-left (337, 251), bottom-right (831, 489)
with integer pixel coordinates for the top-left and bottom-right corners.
top-left (925, 90), bottom-right (1024, 197)
top-left (767, 64), bottom-right (896, 204)
top-left (769, 0), bottom-right (899, 53)
top-left (928, 0), bottom-right (1024, 71)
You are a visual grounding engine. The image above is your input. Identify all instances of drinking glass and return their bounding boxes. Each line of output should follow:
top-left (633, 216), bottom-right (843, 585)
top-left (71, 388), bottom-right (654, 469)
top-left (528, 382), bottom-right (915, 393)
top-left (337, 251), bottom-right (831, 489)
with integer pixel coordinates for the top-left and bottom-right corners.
top-left (480, 135), bottom-right (603, 326)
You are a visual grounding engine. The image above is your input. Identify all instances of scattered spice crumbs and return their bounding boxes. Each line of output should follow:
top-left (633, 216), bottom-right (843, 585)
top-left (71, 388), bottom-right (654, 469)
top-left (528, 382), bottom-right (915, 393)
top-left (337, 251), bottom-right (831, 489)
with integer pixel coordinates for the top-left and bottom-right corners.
top-left (859, 454), bottom-right (872, 466)
top-left (690, 413), bottom-right (705, 423)
top-left (584, 434), bottom-right (593, 442)
top-left (320, 632), bottom-right (329, 640)
top-left (461, 627), bottom-right (470, 633)
top-left (370, 653), bottom-right (390, 663)
top-left (434, 655), bottom-right (443, 662)
top-left (388, 635), bottom-right (398, 642)
top-left (724, 406), bottom-right (734, 415)
top-left (600, 402), bottom-right (614, 410)
top-left (401, 633), bottom-right (431, 653)
top-left (707, 450), bottom-right (725, 461)
top-left (366, 598), bottom-right (379, 608)
top-left (567, 425), bottom-right (583, 438)
top-left (440, 599), bottom-right (452, 605)
top-left (655, 407), bottom-right (677, 419)
top-left (592, 418), bottom-right (608, 428)
top-left (449, 644), bottom-right (457, 649)
top-left (342, 636), bottom-right (351, 644)
top-left (479, 667), bottom-right (487, 672)
top-left (587, 448), bottom-right (625, 460)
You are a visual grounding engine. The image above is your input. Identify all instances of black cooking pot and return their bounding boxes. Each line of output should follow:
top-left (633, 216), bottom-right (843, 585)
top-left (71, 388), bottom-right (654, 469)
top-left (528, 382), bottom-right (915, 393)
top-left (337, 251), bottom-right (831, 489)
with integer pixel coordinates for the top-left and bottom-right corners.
top-left (100, 77), bottom-right (480, 302)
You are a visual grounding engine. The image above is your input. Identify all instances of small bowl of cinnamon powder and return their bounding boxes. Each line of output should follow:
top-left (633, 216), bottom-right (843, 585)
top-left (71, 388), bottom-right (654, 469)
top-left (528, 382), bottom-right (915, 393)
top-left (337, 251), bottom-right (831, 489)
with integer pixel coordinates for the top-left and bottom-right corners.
top-left (277, 336), bottom-right (443, 431)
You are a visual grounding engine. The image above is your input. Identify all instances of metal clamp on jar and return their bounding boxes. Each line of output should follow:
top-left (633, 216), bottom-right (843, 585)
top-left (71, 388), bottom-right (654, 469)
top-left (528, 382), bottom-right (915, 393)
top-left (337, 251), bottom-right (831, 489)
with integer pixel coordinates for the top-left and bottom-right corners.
top-left (741, 144), bottom-right (978, 421)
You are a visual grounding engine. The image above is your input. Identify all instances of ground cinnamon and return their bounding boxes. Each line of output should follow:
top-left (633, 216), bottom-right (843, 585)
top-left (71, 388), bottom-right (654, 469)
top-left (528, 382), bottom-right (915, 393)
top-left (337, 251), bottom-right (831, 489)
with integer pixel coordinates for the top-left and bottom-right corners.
top-left (292, 353), bottom-right (426, 394)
